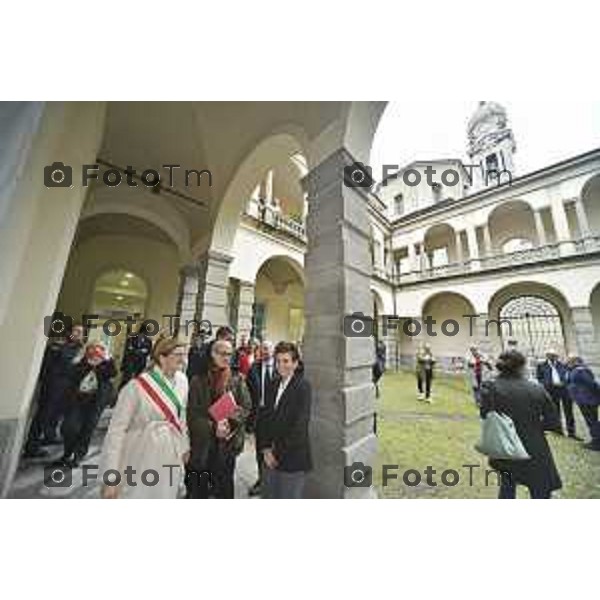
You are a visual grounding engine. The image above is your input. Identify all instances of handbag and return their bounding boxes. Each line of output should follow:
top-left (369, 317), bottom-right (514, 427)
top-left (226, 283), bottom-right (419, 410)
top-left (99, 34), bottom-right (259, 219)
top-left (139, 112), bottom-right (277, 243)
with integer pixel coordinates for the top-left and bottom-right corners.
top-left (475, 383), bottom-right (531, 461)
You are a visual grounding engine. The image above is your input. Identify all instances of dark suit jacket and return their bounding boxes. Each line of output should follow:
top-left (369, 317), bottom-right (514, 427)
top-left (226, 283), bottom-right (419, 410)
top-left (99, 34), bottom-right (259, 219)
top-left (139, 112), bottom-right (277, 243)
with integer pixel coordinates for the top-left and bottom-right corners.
top-left (536, 360), bottom-right (568, 390)
top-left (567, 366), bottom-right (600, 406)
top-left (256, 372), bottom-right (312, 473)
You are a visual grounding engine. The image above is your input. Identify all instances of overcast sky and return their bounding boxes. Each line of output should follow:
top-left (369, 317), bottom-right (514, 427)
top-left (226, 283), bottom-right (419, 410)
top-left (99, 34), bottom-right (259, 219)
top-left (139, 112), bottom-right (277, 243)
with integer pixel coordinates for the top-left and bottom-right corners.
top-left (369, 101), bottom-right (600, 183)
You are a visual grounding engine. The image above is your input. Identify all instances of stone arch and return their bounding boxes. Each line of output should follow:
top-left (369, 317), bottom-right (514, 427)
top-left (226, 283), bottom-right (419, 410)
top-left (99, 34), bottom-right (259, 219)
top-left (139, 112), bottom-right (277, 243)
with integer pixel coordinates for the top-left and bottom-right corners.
top-left (488, 281), bottom-right (574, 359)
top-left (487, 199), bottom-right (537, 254)
top-left (80, 189), bottom-right (191, 263)
top-left (254, 255), bottom-right (305, 344)
top-left (580, 172), bottom-right (600, 234)
top-left (423, 223), bottom-right (458, 266)
top-left (208, 129), bottom-right (311, 257)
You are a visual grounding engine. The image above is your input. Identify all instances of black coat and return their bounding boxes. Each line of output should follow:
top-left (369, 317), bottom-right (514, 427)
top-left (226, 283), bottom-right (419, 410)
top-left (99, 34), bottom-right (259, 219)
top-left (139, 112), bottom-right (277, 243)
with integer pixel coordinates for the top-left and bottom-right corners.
top-left (480, 375), bottom-right (562, 494)
top-left (256, 372), bottom-right (312, 473)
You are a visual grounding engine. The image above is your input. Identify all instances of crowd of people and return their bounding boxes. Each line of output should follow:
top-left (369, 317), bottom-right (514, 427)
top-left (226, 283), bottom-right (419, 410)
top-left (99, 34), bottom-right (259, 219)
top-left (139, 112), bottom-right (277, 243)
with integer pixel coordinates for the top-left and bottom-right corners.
top-left (24, 323), bottom-right (312, 500)
top-left (23, 322), bottom-right (600, 500)
top-left (408, 340), bottom-right (600, 499)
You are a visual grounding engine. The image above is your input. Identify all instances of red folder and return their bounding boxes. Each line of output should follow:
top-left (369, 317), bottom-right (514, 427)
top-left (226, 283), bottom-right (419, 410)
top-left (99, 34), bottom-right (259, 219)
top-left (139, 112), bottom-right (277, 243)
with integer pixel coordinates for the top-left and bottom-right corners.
top-left (208, 392), bottom-right (238, 422)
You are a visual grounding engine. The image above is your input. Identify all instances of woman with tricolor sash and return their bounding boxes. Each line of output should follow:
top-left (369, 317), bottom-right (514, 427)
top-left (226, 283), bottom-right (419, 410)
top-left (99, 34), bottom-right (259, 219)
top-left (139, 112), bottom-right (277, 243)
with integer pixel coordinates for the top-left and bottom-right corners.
top-left (100, 337), bottom-right (190, 499)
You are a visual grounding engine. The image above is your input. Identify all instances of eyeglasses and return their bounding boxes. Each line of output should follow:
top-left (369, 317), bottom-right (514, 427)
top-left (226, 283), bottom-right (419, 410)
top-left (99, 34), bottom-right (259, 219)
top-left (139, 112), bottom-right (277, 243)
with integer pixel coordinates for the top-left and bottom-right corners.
top-left (216, 351), bottom-right (233, 357)
top-left (170, 352), bottom-right (186, 358)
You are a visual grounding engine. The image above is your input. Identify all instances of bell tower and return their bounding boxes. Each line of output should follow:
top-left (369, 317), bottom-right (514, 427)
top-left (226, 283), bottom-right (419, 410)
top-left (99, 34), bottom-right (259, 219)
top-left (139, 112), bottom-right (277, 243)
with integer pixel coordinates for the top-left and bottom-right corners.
top-left (467, 101), bottom-right (516, 190)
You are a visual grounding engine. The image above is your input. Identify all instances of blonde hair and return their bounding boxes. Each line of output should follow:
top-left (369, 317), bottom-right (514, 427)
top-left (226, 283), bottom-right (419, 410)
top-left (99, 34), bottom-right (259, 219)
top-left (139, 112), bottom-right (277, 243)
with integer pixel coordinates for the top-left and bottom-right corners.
top-left (151, 336), bottom-right (183, 363)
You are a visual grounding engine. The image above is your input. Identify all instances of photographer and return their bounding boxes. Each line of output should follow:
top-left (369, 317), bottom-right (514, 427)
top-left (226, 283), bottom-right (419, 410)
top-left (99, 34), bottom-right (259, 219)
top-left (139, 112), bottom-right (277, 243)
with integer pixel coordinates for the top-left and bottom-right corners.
top-left (59, 342), bottom-right (116, 467)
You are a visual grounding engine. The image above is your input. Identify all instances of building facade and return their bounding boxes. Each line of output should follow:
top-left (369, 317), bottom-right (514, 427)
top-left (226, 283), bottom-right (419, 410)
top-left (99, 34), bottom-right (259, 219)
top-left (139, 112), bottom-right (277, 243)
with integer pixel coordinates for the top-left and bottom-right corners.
top-left (1, 100), bottom-right (598, 498)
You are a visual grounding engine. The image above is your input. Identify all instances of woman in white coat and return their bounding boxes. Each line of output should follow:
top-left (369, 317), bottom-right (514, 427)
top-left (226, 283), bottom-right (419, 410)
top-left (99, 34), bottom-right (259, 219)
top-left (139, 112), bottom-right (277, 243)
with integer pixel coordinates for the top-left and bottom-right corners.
top-left (100, 337), bottom-right (190, 499)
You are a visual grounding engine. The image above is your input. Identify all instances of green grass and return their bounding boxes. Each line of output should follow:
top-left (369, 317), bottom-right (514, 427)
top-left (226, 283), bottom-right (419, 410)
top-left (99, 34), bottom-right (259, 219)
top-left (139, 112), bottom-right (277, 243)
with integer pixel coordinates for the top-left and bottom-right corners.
top-left (374, 371), bottom-right (600, 499)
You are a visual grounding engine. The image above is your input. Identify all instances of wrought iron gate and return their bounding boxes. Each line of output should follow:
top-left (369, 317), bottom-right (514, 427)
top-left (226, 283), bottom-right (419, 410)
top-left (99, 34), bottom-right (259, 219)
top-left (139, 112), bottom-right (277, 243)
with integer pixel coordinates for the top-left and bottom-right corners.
top-left (499, 295), bottom-right (567, 361)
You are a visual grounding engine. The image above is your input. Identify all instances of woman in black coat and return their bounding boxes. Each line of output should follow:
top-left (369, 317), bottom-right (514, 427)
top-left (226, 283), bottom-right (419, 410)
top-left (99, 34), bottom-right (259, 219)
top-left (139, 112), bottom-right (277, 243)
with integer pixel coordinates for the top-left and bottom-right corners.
top-left (480, 351), bottom-right (562, 499)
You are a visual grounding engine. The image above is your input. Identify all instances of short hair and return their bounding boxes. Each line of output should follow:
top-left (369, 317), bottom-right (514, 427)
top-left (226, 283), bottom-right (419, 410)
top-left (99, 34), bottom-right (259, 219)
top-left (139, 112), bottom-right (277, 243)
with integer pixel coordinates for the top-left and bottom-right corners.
top-left (152, 337), bottom-right (183, 362)
top-left (274, 341), bottom-right (300, 362)
top-left (216, 326), bottom-right (234, 340)
top-left (496, 350), bottom-right (526, 376)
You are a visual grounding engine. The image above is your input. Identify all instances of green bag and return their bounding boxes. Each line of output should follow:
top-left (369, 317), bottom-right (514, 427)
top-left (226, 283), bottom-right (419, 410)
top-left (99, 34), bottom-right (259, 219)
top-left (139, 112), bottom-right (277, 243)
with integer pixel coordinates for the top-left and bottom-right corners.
top-left (475, 384), bottom-right (531, 461)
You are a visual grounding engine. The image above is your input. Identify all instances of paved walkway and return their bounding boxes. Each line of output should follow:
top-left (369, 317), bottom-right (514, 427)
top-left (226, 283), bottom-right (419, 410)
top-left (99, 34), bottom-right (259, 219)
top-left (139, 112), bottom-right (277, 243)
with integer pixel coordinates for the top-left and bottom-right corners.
top-left (8, 409), bottom-right (259, 499)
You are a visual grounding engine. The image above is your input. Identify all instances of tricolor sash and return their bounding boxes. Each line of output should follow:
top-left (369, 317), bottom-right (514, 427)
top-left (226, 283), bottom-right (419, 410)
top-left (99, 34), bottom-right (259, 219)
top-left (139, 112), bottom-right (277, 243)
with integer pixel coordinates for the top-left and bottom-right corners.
top-left (136, 368), bottom-right (184, 434)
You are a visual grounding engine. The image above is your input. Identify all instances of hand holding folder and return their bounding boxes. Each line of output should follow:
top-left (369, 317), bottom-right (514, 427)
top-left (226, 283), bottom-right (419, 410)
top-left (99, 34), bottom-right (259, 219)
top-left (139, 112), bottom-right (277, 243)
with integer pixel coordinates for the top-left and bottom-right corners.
top-left (208, 391), bottom-right (238, 423)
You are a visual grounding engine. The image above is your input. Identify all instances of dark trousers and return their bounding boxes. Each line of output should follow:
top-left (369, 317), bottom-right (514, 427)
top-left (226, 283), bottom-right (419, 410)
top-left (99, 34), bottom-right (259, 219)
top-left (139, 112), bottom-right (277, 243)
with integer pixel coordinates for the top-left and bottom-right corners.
top-left (547, 386), bottom-right (576, 435)
top-left (61, 397), bottom-right (104, 460)
top-left (417, 370), bottom-right (433, 398)
top-left (188, 443), bottom-right (236, 499)
top-left (578, 404), bottom-right (600, 447)
top-left (499, 477), bottom-right (551, 499)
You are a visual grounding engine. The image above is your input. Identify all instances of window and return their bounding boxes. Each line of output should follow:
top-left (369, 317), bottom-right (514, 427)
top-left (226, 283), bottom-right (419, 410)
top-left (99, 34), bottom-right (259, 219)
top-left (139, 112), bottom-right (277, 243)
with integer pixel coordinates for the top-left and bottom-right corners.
top-left (486, 153), bottom-right (499, 174)
top-left (394, 193), bottom-right (404, 215)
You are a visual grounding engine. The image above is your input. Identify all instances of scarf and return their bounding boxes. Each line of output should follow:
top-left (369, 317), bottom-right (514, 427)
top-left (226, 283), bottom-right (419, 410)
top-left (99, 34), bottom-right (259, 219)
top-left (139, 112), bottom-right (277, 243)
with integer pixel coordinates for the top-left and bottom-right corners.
top-left (208, 364), bottom-right (231, 399)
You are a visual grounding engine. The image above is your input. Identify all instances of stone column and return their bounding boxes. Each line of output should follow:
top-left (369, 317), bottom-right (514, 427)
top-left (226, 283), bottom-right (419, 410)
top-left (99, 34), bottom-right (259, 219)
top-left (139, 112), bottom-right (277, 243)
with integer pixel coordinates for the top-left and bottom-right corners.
top-left (0, 102), bottom-right (106, 498)
top-left (407, 242), bottom-right (417, 273)
top-left (574, 197), bottom-right (591, 239)
top-left (302, 148), bottom-right (377, 499)
top-left (455, 230), bottom-right (464, 263)
top-left (466, 226), bottom-right (480, 270)
top-left (195, 250), bottom-right (234, 333)
top-left (237, 280), bottom-right (255, 339)
top-left (571, 307), bottom-right (600, 375)
top-left (482, 223), bottom-right (493, 257)
top-left (534, 209), bottom-right (547, 246)
top-left (174, 264), bottom-right (200, 339)
top-left (551, 198), bottom-right (575, 256)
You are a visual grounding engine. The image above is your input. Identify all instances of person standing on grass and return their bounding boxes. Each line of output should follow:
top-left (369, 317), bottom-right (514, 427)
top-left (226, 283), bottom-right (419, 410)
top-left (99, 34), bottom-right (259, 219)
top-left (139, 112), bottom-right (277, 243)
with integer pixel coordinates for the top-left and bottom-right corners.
top-left (416, 343), bottom-right (435, 403)
top-left (465, 344), bottom-right (493, 408)
top-left (536, 349), bottom-right (580, 439)
top-left (566, 355), bottom-right (600, 452)
top-left (480, 351), bottom-right (562, 499)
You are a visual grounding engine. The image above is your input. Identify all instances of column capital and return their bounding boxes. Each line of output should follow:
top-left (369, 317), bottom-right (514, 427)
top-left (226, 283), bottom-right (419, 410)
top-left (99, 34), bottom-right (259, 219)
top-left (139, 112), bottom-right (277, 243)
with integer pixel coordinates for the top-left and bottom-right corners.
top-left (201, 249), bottom-right (234, 266)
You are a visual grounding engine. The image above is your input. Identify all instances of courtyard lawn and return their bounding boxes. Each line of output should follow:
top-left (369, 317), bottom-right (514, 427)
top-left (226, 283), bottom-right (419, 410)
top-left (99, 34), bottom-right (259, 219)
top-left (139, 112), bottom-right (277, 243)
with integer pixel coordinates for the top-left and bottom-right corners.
top-left (374, 370), bottom-right (600, 499)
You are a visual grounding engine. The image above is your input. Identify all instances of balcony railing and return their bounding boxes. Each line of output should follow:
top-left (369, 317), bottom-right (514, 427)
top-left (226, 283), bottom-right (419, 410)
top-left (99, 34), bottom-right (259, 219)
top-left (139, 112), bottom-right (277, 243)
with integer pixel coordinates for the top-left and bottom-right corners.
top-left (245, 201), bottom-right (306, 241)
top-left (478, 243), bottom-right (561, 270)
top-left (384, 236), bottom-right (600, 285)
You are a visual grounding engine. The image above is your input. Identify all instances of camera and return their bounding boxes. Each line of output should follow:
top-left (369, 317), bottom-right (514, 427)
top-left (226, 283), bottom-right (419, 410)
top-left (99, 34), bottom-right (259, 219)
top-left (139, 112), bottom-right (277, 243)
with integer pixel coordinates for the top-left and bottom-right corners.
top-left (43, 311), bottom-right (73, 339)
top-left (44, 161), bottom-right (73, 188)
top-left (343, 162), bottom-right (374, 189)
top-left (344, 462), bottom-right (373, 488)
top-left (44, 465), bottom-right (72, 488)
top-left (343, 312), bottom-right (374, 338)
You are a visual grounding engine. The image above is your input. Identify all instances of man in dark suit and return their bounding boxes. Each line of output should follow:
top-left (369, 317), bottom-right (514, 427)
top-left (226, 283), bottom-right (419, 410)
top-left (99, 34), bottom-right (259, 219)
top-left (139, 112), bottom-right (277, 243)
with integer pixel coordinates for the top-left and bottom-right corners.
top-left (256, 341), bottom-right (312, 499)
top-left (536, 349), bottom-right (580, 439)
top-left (246, 340), bottom-right (276, 496)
